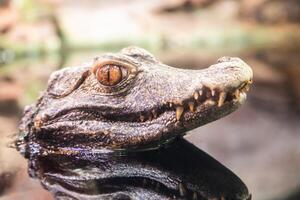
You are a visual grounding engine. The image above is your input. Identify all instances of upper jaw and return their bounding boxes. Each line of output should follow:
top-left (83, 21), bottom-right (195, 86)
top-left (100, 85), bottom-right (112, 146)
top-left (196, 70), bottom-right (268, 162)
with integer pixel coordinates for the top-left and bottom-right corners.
top-left (204, 56), bottom-right (253, 105)
top-left (201, 57), bottom-right (253, 92)
top-left (160, 57), bottom-right (253, 122)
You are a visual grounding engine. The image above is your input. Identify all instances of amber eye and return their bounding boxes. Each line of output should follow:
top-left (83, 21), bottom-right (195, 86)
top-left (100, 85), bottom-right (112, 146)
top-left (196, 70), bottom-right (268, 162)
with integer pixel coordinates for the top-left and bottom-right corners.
top-left (95, 65), bottom-right (127, 86)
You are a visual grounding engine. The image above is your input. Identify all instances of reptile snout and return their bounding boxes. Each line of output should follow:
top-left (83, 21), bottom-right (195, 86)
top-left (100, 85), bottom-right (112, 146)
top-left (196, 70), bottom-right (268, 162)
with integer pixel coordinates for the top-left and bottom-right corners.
top-left (215, 57), bottom-right (253, 89)
top-left (206, 57), bottom-right (253, 104)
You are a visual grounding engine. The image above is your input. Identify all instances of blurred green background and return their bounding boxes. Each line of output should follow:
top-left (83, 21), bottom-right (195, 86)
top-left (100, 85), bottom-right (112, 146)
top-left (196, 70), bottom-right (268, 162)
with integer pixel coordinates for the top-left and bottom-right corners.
top-left (0, 0), bottom-right (300, 199)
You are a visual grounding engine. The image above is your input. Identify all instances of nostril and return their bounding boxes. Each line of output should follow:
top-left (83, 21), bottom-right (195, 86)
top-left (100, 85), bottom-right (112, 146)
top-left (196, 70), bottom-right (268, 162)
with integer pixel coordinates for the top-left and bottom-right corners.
top-left (217, 56), bottom-right (232, 63)
top-left (217, 57), bottom-right (240, 63)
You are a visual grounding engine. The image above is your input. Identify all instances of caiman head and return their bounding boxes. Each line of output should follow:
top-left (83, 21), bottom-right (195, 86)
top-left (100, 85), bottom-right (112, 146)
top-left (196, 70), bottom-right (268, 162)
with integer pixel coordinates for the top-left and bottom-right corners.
top-left (19, 47), bottom-right (253, 152)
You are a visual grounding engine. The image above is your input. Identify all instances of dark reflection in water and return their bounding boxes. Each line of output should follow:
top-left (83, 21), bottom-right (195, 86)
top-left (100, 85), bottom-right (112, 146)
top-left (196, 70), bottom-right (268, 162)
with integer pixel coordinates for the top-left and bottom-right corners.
top-left (25, 139), bottom-right (251, 200)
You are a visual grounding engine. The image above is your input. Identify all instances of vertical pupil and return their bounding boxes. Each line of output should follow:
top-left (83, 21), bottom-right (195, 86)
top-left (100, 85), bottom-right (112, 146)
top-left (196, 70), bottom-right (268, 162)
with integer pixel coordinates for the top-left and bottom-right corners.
top-left (107, 66), bottom-right (110, 82)
top-left (97, 65), bottom-right (123, 86)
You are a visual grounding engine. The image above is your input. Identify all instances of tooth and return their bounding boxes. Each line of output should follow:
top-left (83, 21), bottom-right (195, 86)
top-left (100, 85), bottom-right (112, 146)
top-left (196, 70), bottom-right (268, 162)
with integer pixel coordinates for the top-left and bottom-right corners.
top-left (238, 92), bottom-right (247, 103)
top-left (240, 82), bottom-right (246, 89)
top-left (152, 110), bottom-right (157, 118)
top-left (218, 92), bottom-right (226, 107)
top-left (140, 115), bottom-right (145, 122)
top-left (193, 192), bottom-right (198, 200)
top-left (241, 88), bottom-right (247, 93)
top-left (234, 90), bottom-right (240, 98)
top-left (178, 183), bottom-right (186, 196)
top-left (194, 92), bottom-right (199, 100)
top-left (188, 102), bottom-right (195, 112)
top-left (245, 84), bottom-right (250, 91)
top-left (211, 89), bottom-right (215, 96)
top-left (204, 99), bottom-right (216, 106)
top-left (176, 106), bottom-right (184, 121)
top-left (199, 90), bottom-right (203, 96)
top-left (149, 114), bottom-right (153, 121)
top-left (169, 102), bottom-right (173, 108)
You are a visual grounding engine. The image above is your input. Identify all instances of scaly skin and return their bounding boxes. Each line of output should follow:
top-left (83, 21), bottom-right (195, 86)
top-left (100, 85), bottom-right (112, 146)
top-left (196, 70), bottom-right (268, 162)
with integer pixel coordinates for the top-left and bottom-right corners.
top-left (17, 47), bottom-right (253, 153)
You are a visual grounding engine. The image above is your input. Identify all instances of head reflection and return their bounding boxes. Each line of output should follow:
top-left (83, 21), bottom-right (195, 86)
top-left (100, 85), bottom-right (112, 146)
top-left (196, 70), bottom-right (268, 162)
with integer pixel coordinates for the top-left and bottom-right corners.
top-left (27, 139), bottom-right (251, 200)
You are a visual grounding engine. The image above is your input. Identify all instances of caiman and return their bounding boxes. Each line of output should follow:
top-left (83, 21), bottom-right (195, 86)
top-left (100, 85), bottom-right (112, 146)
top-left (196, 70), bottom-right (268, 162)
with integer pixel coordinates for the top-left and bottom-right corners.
top-left (16, 46), bottom-right (253, 154)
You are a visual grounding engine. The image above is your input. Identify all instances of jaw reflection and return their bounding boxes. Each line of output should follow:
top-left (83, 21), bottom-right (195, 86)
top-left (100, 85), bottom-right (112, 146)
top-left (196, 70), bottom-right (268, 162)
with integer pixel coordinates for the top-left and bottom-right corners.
top-left (28, 139), bottom-right (251, 200)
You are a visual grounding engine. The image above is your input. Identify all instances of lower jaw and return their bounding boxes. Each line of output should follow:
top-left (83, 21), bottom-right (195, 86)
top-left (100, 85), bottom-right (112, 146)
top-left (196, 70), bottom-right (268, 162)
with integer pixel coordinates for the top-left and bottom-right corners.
top-left (30, 103), bottom-right (240, 156)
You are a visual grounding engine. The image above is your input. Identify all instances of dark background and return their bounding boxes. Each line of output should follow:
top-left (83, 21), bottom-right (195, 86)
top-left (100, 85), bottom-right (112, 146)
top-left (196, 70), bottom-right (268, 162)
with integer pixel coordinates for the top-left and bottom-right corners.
top-left (0, 0), bottom-right (300, 199)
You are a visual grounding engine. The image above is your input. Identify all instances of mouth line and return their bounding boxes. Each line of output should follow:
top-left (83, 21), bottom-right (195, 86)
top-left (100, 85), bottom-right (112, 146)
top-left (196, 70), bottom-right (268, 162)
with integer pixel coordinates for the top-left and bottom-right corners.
top-left (106, 82), bottom-right (251, 123)
top-left (39, 82), bottom-right (251, 126)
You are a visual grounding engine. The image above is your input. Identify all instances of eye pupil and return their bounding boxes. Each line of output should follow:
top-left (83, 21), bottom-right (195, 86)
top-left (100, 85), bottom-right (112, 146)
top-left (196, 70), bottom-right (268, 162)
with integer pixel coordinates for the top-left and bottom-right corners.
top-left (96, 65), bottom-right (123, 86)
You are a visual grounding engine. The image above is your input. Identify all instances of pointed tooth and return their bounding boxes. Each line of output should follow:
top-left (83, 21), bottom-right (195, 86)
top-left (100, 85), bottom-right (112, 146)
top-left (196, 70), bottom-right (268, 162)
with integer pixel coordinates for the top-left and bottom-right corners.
top-left (178, 183), bottom-right (186, 196)
top-left (148, 112), bottom-right (153, 121)
top-left (152, 110), bottom-right (157, 118)
top-left (140, 115), bottom-right (145, 122)
top-left (211, 89), bottom-right (215, 96)
top-left (199, 89), bottom-right (203, 96)
top-left (204, 99), bottom-right (216, 106)
top-left (188, 102), bottom-right (195, 112)
top-left (238, 92), bottom-right (247, 103)
top-left (241, 88), bottom-right (247, 93)
top-left (218, 92), bottom-right (226, 107)
top-left (194, 91), bottom-right (199, 100)
top-left (245, 84), bottom-right (250, 91)
top-left (176, 106), bottom-right (184, 121)
top-left (234, 89), bottom-right (240, 98)
top-left (169, 102), bottom-right (173, 108)
top-left (193, 192), bottom-right (198, 200)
